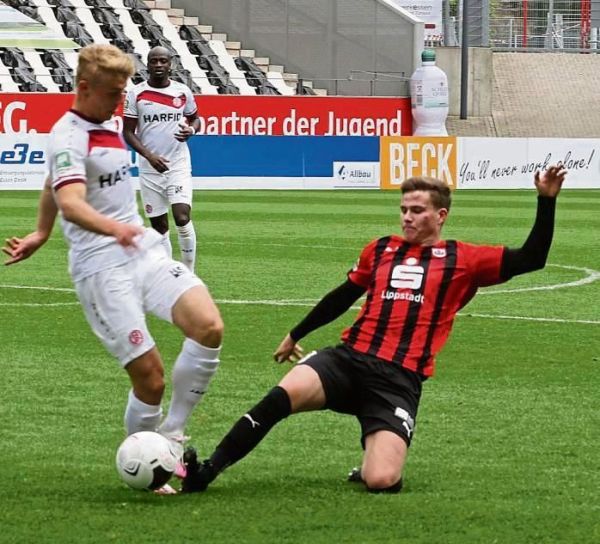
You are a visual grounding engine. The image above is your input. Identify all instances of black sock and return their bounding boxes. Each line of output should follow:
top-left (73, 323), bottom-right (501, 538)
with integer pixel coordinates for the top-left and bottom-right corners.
top-left (209, 386), bottom-right (292, 474)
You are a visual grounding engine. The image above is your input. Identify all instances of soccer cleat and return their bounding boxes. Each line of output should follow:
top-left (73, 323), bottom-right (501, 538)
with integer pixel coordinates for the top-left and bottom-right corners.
top-left (158, 433), bottom-right (190, 479)
top-left (154, 483), bottom-right (178, 495)
top-left (347, 467), bottom-right (403, 492)
top-left (347, 467), bottom-right (364, 483)
top-left (174, 460), bottom-right (187, 480)
top-left (180, 447), bottom-right (216, 493)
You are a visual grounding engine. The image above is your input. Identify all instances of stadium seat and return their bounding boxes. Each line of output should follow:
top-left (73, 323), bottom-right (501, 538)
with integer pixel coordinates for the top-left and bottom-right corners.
top-left (114, 8), bottom-right (150, 60)
top-left (235, 57), bottom-right (280, 95)
top-left (63, 21), bottom-right (94, 46)
top-left (54, 5), bottom-right (81, 23)
top-left (130, 52), bottom-right (148, 84)
top-left (91, 6), bottom-right (122, 26)
top-left (74, 8), bottom-right (111, 44)
top-left (36, 6), bottom-right (66, 34)
top-left (23, 50), bottom-right (61, 91)
top-left (84, 0), bottom-right (112, 8)
top-left (123, 0), bottom-right (148, 10)
top-left (62, 50), bottom-right (79, 73)
top-left (4, 0), bottom-right (323, 95)
top-left (208, 40), bottom-right (255, 95)
top-left (266, 71), bottom-right (295, 96)
top-left (0, 57), bottom-right (20, 92)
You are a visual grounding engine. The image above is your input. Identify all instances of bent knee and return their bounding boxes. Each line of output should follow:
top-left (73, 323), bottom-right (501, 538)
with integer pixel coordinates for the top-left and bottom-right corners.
top-left (362, 470), bottom-right (401, 491)
top-left (134, 374), bottom-right (165, 404)
top-left (196, 315), bottom-right (224, 348)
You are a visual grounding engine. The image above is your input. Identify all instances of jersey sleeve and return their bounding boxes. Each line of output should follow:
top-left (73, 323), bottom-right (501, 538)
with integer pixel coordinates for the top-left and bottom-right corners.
top-left (123, 87), bottom-right (138, 118)
top-left (183, 86), bottom-right (197, 116)
top-left (48, 129), bottom-right (88, 190)
top-left (461, 241), bottom-right (506, 288)
top-left (347, 239), bottom-right (378, 288)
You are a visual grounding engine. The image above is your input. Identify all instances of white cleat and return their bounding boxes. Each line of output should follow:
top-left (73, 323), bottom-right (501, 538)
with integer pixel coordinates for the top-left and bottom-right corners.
top-left (153, 483), bottom-right (178, 495)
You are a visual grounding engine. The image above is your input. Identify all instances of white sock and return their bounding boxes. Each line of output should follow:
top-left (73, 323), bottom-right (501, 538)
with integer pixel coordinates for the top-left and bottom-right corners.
top-left (158, 338), bottom-right (220, 438)
top-left (176, 220), bottom-right (196, 271)
top-left (124, 389), bottom-right (163, 435)
top-left (161, 231), bottom-right (173, 258)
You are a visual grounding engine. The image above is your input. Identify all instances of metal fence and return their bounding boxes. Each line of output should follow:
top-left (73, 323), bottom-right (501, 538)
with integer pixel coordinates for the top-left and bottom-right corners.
top-left (445, 0), bottom-right (600, 52)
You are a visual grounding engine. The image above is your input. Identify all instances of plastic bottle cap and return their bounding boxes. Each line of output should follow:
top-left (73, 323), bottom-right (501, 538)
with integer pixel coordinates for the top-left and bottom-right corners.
top-left (421, 49), bottom-right (436, 62)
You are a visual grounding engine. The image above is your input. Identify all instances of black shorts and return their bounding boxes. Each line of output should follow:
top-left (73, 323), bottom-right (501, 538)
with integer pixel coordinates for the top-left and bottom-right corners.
top-left (300, 344), bottom-right (424, 447)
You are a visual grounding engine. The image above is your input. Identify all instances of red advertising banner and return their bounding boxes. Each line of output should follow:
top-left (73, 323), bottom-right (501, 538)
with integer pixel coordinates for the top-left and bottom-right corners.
top-left (0, 93), bottom-right (411, 136)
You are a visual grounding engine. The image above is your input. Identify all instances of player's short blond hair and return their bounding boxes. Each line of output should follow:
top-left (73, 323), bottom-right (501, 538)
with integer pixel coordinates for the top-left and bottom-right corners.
top-left (76, 44), bottom-right (134, 85)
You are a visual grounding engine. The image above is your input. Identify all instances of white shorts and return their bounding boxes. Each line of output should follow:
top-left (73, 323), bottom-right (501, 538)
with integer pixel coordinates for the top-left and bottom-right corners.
top-left (74, 245), bottom-right (204, 366)
top-left (139, 167), bottom-right (193, 217)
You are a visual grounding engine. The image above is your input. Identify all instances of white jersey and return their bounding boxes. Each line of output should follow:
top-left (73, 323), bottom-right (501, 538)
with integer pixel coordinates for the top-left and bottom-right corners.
top-left (123, 80), bottom-right (197, 173)
top-left (47, 109), bottom-right (160, 281)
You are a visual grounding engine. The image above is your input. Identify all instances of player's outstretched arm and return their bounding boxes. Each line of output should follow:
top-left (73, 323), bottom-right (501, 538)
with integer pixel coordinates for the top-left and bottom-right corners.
top-left (3, 179), bottom-right (57, 265)
top-left (273, 280), bottom-right (365, 363)
top-left (534, 164), bottom-right (567, 197)
top-left (273, 334), bottom-right (304, 364)
top-left (500, 165), bottom-right (567, 280)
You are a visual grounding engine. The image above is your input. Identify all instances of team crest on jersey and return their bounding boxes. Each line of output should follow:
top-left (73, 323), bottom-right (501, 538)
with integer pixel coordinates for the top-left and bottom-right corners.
top-left (128, 329), bottom-right (144, 345)
top-left (172, 95), bottom-right (185, 108)
top-left (432, 248), bottom-right (446, 258)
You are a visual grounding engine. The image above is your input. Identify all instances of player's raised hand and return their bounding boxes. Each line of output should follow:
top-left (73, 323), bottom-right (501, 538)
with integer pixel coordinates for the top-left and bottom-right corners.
top-left (273, 333), bottom-right (304, 364)
top-left (147, 153), bottom-right (170, 173)
top-left (2, 232), bottom-right (47, 265)
top-left (534, 165), bottom-right (567, 198)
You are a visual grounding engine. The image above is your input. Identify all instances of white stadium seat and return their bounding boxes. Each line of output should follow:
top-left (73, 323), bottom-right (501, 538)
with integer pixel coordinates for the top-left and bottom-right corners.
top-left (0, 59), bottom-right (19, 92)
top-left (267, 71), bottom-right (295, 96)
top-left (23, 51), bottom-right (62, 92)
top-left (36, 6), bottom-right (66, 35)
top-left (209, 39), bottom-right (256, 95)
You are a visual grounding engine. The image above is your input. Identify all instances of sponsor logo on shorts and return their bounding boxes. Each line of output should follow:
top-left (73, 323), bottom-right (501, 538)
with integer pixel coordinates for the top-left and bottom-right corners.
top-left (128, 329), bottom-right (144, 345)
top-left (145, 204), bottom-right (153, 214)
top-left (394, 407), bottom-right (415, 438)
top-left (169, 265), bottom-right (186, 278)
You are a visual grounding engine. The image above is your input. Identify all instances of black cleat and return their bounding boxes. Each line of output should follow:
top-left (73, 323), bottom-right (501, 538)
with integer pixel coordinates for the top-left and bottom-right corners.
top-left (347, 466), bottom-right (364, 483)
top-left (347, 466), bottom-right (404, 493)
top-left (181, 448), bottom-right (216, 493)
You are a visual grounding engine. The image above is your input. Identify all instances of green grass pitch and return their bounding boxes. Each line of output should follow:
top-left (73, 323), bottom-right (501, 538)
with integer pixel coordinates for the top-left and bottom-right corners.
top-left (0, 189), bottom-right (599, 544)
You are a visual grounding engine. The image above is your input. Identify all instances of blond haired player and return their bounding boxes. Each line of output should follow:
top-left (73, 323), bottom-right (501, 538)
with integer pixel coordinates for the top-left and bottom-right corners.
top-left (3, 45), bottom-right (221, 494)
top-left (123, 46), bottom-right (199, 271)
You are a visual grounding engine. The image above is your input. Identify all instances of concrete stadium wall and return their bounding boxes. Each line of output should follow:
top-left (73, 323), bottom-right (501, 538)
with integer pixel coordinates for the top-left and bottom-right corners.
top-left (172, 0), bottom-right (423, 97)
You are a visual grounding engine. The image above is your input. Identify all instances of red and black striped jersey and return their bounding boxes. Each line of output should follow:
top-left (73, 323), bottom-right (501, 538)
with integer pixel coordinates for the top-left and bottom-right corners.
top-left (341, 235), bottom-right (506, 377)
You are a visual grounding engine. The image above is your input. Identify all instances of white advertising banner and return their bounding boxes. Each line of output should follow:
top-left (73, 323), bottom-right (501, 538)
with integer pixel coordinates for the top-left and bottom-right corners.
top-left (0, 133), bottom-right (47, 189)
top-left (457, 137), bottom-right (600, 189)
top-left (1, 134), bottom-right (599, 190)
top-left (333, 162), bottom-right (380, 189)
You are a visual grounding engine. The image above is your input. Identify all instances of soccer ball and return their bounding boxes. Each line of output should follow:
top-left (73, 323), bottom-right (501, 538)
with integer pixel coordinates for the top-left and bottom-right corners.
top-left (115, 431), bottom-right (178, 490)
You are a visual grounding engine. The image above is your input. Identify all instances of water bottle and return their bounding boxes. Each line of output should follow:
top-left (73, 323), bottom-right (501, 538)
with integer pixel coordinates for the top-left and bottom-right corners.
top-left (410, 49), bottom-right (449, 136)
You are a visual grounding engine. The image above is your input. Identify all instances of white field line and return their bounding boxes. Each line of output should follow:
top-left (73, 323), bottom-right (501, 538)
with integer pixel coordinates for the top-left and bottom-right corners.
top-left (1, 264), bottom-right (599, 323)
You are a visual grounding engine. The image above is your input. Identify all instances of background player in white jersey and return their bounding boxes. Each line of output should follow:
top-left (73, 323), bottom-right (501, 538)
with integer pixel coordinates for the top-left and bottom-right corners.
top-left (123, 46), bottom-right (199, 271)
top-left (3, 44), bottom-right (221, 494)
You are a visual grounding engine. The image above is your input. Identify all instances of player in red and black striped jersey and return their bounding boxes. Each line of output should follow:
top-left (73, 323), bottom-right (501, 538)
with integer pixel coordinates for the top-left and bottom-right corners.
top-left (182, 166), bottom-right (567, 495)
